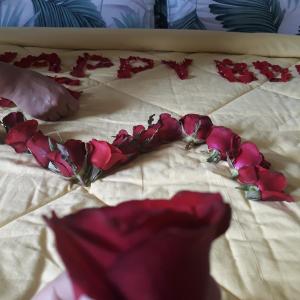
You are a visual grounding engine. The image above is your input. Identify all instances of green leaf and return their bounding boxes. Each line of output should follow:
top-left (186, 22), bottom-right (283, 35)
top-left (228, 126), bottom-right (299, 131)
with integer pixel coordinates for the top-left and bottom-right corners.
top-left (209, 0), bottom-right (285, 33)
top-left (31, 0), bottom-right (105, 27)
top-left (169, 9), bottom-right (206, 30)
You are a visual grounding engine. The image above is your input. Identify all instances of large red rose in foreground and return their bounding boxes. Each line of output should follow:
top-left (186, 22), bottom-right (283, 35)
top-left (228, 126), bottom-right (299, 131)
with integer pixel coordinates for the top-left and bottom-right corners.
top-left (44, 191), bottom-right (231, 300)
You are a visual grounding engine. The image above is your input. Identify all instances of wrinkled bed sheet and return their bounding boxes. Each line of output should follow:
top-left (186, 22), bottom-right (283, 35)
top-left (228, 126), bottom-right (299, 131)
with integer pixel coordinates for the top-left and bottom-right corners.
top-left (0, 44), bottom-right (299, 300)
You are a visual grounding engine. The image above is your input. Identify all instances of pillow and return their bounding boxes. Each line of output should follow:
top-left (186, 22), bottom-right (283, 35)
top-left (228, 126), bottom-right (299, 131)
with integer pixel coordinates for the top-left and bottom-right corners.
top-left (0, 0), bottom-right (155, 28)
top-left (160, 0), bottom-right (300, 35)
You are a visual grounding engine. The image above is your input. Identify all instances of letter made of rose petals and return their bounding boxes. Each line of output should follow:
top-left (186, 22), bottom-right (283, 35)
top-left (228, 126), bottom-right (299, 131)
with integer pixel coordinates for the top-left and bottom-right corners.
top-left (70, 53), bottom-right (113, 78)
top-left (14, 53), bottom-right (62, 73)
top-left (253, 61), bottom-right (292, 82)
top-left (162, 59), bottom-right (193, 80)
top-left (215, 59), bottom-right (256, 83)
top-left (117, 56), bottom-right (154, 79)
top-left (42, 191), bottom-right (231, 300)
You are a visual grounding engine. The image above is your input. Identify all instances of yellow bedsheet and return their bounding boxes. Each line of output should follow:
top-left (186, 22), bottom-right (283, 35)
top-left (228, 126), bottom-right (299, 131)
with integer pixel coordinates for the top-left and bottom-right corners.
top-left (0, 30), bottom-right (299, 300)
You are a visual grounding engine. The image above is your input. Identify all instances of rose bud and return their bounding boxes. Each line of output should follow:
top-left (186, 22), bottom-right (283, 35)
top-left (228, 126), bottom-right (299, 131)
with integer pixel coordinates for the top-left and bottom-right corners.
top-left (180, 114), bottom-right (213, 149)
top-left (26, 131), bottom-right (55, 168)
top-left (238, 166), bottom-right (294, 202)
top-left (43, 191), bottom-right (231, 300)
top-left (5, 119), bottom-right (38, 153)
top-left (206, 126), bottom-right (241, 163)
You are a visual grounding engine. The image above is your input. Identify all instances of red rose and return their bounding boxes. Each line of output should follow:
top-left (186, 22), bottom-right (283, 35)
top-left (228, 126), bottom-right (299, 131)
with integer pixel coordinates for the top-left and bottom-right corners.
top-left (45, 191), bottom-right (231, 300)
top-left (26, 131), bottom-right (54, 168)
top-left (5, 120), bottom-right (38, 153)
top-left (2, 112), bottom-right (26, 131)
top-left (88, 140), bottom-right (126, 171)
top-left (180, 114), bottom-right (213, 148)
top-left (206, 126), bottom-right (241, 163)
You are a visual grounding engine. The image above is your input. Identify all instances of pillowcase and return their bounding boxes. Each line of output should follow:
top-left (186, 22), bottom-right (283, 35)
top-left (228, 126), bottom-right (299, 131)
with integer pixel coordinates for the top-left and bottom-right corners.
top-left (160, 0), bottom-right (300, 35)
top-left (0, 0), bottom-right (155, 28)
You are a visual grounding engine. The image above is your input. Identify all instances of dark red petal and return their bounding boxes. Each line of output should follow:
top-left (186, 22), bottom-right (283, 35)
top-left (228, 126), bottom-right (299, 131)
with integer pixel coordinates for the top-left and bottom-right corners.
top-left (26, 131), bottom-right (53, 168)
top-left (64, 139), bottom-right (86, 171)
top-left (5, 120), bottom-right (38, 153)
top-left (0, 97), bottom-right (16, 108)
top-left (47, 151), bottom-right (74, 177)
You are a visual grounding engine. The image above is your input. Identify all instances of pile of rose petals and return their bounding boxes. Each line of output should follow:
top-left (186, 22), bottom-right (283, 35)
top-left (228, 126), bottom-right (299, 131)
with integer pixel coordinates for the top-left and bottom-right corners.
top-left (1, 111), bottom-right (294, 202)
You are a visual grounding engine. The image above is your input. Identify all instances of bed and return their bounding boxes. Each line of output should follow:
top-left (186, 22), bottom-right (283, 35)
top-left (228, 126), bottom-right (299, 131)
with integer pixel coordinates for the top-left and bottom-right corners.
top-left (0, 28), bottom-right (299, 300)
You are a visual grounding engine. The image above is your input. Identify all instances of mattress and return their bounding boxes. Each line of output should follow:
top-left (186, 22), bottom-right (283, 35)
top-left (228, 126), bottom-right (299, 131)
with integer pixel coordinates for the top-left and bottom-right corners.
top-left (0, 29), bottom-right (299, 300)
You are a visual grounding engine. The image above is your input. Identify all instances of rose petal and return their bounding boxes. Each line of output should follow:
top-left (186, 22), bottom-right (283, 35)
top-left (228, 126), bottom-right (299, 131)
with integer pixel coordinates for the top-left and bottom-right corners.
top-left (238, 166), bottom-right (258, 185)
top-left (26, 131), bottom-right (53, 168)
top-left (234, 142), bottom-right (262, 170)
top-left (88, 140), bottom-right (125, 171)
top-left (257, 168), bottom-right (287, 192)
top-left (206, 126), bottom-right (241, 159)
top-left (261, 191), bottom-right (294, 202)
top-left (0, 98), bottom-right (15, 108)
